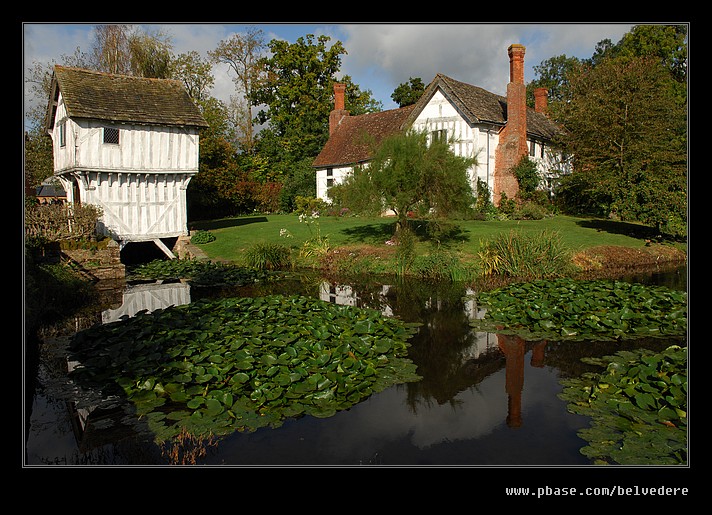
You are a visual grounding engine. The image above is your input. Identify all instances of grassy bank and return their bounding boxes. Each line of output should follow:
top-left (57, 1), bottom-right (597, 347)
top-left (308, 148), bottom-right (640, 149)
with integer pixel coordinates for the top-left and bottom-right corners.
top-left (190, 214), bottom-right (686, 278)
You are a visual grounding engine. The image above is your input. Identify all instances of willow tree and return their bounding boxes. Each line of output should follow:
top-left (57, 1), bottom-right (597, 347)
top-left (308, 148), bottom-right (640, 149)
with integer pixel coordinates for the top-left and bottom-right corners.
top-left (91, 24), bottom-right (173, 78)
top-left (209, 27), bottom-right (266, 154)
top-left (330, 129), bottom-right (475, 232)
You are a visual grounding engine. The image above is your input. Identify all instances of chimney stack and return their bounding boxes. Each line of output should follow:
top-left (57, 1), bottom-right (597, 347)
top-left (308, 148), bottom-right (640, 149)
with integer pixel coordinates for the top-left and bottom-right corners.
top-left (493, 44), bottom-right (528, 206)
top-left (508, 43), bottom-right (526, 85)
top-left (329, 83), bottom-right (349, 134)
top-left (534, 87), bottom-right (548, 114)
top-left (506, 44), bottom-right (527, 146)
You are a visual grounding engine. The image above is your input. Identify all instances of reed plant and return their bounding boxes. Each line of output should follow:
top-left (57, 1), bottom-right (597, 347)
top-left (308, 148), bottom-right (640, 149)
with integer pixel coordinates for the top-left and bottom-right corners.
top-left (245, 243), bottom-right (293, 270)
top-left (395, 227), bottom-right (416, 276)
top-left (413, 248), bottom-right (477, 282)
top-left (477, 229), bottom-right (573, 279)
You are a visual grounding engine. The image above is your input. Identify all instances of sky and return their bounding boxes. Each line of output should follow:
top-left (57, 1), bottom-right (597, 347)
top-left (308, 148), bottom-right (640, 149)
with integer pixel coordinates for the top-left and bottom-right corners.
top-left (23, 22), bottom-right (638, 128)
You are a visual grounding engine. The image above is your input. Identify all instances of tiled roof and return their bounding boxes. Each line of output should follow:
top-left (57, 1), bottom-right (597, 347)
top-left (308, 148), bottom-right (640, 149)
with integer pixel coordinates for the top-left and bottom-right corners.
top-left (313, 74), bottom-right (562, 168)
top-left (312, 105), bottom-right (416, 167)
top-left (48, 66), bottom-right (209, 128)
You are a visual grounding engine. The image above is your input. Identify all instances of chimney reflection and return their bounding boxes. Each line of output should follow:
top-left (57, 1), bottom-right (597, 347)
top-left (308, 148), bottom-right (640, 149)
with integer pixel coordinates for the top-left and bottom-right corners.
top-left (497, 335), bottom-right (548, 428)
top-left (497, 334), bottom-right (524, 428)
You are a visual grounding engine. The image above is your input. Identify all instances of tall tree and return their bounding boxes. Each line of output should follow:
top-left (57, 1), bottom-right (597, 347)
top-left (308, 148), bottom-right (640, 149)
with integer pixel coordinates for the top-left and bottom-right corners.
top-left (555, 56), bottom-right (686, 236)
top-left (128, 27), bottom-right (173, 78)
top-left (340, 76), bottom-right (383, 114)
top-left (91, 24), bottom-right (133, 75)
top-left (528, 54), bottom-right (581, 110)
top-left (209, 27), bottom-right (266, 154)
top-left (172, 51), bottom-right (215, 102)
top-left (24, 126), bottom-right (54, 191)
top-left (90, 24), bottom-right (175, 78)
top-left (609, 24), bottom-right (687, 84)
top-left (251, 34), bottom-right (346, 163)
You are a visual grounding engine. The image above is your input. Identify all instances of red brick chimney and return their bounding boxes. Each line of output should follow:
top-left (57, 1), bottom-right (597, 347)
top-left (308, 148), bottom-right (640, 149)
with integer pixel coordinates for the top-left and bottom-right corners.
top-left (534, 87), bottom-right (548, 114)
top-left (494, 44), bottom-right (528, 206)
top-left (329, 83), bottom-right (349, 135)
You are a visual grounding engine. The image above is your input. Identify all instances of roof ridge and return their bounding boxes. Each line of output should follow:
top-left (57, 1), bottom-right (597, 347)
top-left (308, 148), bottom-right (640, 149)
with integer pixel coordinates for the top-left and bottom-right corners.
top-left (54, 65), bottom-right (183, 86)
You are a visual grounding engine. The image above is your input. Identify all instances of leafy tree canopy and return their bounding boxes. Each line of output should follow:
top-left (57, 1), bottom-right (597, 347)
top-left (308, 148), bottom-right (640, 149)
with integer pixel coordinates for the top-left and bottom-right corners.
top-left (251, 34), bottom-right (347, 164)
top-left (555, 55), bottom-right (686, 236)
top-left (391, 77), bottom-right (425, 107)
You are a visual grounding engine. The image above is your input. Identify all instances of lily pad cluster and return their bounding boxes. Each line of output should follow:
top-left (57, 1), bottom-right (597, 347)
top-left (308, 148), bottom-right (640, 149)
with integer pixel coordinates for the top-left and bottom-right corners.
top-left (471, 278), bottom-right (687, 340)
top-left (69, 295), bottom-right (420, 441)
top-left (559, 345), bottom-right (687, 465)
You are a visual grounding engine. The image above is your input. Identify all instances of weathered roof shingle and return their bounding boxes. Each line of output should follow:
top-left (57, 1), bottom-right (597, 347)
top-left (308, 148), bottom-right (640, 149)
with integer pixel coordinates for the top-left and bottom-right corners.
top-left (312, 105), bottom-right (415, 168)
top-left (47, 66), bottom-right (209, 129)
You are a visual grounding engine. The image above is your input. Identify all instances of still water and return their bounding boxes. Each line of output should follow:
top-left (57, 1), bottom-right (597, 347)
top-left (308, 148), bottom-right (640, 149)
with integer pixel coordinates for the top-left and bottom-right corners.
top-left (24, 267), bottom-right (687, 466)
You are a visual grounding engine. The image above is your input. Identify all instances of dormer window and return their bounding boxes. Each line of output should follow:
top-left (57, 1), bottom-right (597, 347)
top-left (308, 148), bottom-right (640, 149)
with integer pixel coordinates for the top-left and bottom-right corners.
top-left (103, 127), bottom-right (120, 145)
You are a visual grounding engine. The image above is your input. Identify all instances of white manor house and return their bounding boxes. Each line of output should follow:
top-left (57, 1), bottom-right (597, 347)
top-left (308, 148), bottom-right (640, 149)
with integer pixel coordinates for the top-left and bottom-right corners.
top-left (313, 44), bottom-right (570, 207)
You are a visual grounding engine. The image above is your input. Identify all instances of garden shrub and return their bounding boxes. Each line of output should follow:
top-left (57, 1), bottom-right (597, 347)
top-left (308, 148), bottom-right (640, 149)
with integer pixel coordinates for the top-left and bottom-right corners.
top-left (191, 230), bottom-right (216, 244)
top-left (245, 243), bottom-right (293, 270)
top-left (294, 195), bottom-right (328, 216)
top-left (514, 201), bottom-right (548, 220)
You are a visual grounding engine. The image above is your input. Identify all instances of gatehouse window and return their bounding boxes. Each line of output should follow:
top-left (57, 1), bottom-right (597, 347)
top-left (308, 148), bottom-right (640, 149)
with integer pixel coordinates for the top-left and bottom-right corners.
top-left (103, 127), bottom-right (120, 145)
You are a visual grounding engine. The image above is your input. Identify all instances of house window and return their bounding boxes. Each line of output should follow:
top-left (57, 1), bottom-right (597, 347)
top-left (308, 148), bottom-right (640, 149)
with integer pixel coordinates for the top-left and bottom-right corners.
top-left (103, 127), bottom-right (120, 145)
top-left (326, 178), bottom-right (334, 188)
top-left (529, 140), bottom-right (536, 156)
top-left (431, 129), bottom-right (447, 143)
top-left (58, 121), bottom-right (66, 147)
top-left (327, 168), bottom-right (333, 177)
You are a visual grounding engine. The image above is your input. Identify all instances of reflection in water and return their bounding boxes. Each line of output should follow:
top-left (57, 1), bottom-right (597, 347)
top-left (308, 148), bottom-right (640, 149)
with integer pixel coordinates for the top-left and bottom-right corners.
top-left (78, 280), bottom-right (194, 429)
top-left (101, 281), bottom-right (192, 324)
top-left (27, 281), bottom-right (193, 465)
top-left (26, 269), bottom-right (686, 466)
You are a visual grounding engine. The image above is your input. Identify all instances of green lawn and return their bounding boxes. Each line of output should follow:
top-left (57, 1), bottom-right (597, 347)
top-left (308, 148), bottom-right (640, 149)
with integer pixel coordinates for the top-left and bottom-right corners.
top-left (191, 214), bottom-right (659, 266)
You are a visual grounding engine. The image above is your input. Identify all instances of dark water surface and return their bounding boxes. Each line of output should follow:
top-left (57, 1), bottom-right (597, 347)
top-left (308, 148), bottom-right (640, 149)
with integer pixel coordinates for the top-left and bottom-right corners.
top-left (24, 266), bottom-right (687, 467)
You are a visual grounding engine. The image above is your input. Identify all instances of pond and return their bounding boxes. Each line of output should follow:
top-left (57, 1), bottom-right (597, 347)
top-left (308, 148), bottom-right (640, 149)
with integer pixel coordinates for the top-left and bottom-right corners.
top-left (24, 266), bottom-right (687, 468)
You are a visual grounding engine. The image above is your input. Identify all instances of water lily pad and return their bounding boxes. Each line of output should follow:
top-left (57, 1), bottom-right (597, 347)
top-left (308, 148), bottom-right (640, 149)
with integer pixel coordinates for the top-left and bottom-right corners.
top-left (68, 294), bottom-right (421, 442)
top-left (472, 278), bottom-right (686, 341)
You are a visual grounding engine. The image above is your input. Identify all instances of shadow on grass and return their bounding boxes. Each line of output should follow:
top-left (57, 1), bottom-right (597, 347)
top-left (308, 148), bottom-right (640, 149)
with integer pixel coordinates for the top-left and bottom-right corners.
top-left (339, 218), bottom-right (470, 246)
top-left (575, 219), bottom-right (659, 240)
top-left (339, 220), bottom-right (396, 244)
top-left (191, 216), bottom-right (269, 231)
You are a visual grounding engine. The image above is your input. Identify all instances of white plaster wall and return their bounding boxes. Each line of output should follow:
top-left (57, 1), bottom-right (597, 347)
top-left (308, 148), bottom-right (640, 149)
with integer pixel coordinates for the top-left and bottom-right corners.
top-left (316, 165), bottom-right (357, 203)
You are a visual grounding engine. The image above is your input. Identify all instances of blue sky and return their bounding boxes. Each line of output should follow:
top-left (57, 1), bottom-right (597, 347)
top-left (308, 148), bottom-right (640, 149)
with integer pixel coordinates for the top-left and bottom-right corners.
top-left (23, 23), bottom-right (636, 127)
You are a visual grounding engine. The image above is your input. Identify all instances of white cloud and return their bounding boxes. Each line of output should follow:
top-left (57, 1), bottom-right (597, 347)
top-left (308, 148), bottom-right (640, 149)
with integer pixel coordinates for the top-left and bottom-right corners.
top-left (338, 23), bottom-right (635, 108)
top-left (23, 23), bottom-right (95, 68)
